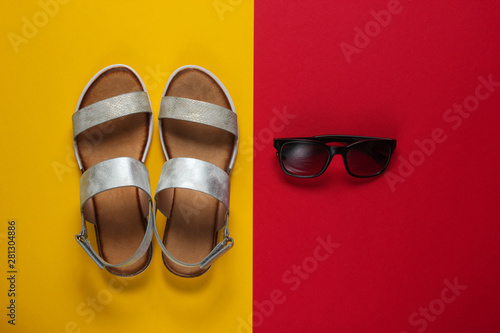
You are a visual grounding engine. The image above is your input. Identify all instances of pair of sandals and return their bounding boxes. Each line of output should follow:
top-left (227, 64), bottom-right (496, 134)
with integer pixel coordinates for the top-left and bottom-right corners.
top-left (72, 64), bottom-right (238, 278)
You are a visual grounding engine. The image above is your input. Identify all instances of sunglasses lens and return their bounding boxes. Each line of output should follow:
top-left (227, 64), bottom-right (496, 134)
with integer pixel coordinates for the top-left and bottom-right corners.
top-left (346, 140), bottom-right (392, 176)
top-left (281, 142), bottom-right (330, 177)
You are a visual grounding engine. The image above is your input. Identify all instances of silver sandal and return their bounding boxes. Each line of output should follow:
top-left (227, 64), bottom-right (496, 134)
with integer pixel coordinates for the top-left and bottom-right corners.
top-left (154, 65), bottom-right (238, 277)
top-left (73, 64), bottom-right (154, 277)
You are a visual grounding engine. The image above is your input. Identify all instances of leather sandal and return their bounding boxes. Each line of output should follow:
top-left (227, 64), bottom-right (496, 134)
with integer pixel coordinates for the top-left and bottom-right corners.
top-left (154, 65), bottom-right (238, 277)
top-left (73, 65), bottom-right (154, 277)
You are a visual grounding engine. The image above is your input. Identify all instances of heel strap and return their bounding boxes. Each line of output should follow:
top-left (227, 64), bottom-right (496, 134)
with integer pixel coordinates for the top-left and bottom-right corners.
top-left (75, 157), bottom-right (154, 269)
top-left (154, 157), bottom-right (234, 269)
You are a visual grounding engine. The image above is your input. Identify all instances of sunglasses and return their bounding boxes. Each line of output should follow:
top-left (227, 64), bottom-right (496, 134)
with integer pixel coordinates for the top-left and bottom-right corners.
top-left (274, 135), bottom-right (397, 178)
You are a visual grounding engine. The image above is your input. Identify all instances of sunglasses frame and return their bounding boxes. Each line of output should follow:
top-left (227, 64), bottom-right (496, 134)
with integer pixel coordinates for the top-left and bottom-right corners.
top-left (273, 135), bottom-right (397, 178)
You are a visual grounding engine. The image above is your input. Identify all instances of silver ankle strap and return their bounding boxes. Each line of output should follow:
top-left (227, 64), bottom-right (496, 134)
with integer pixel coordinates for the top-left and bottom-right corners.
top-left (154, 157), bottom-right (234, 269)
top-left (75, 157), bottom-right (154, 269)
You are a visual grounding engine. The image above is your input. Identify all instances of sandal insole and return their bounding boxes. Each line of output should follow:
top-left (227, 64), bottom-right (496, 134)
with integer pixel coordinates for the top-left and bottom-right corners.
top-left (77, 68), bottom-right (151, 276)
top-left (161, 69), bottom-right (235, 276)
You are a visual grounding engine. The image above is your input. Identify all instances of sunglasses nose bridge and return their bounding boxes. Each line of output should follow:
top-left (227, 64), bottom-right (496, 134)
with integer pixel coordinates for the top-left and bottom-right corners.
top-left (328, 146), bottom-right (350, 169)
top-left (328, 145), bottom-right (342, 157)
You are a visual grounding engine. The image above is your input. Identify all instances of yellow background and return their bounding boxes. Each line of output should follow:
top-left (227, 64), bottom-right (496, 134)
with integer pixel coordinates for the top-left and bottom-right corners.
top-left (0, 1), bottom-right (253, 332)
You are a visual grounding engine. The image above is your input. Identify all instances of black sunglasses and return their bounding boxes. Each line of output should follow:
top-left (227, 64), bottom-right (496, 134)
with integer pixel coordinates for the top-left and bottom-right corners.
top-left (274, 135), bottom-right (397, 178)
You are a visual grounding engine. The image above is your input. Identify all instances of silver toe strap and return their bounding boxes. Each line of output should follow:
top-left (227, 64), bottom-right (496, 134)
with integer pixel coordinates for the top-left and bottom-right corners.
top-left (159, 96), bottom-right (238, 137)
top-left (75, 157), bottom-right (154, 269)
top-left (154, 157), bottom-right (234, 269)
top-left (73, 91), bottom-right (152, 139)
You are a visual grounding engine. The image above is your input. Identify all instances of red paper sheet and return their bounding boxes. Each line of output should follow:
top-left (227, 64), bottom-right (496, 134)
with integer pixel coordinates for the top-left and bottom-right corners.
top-left (254, 1), bottom-right (500, 332)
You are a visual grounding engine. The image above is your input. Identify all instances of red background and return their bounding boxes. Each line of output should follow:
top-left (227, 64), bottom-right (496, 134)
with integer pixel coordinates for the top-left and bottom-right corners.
top-left (254, 1), bottom-right (500, 332)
